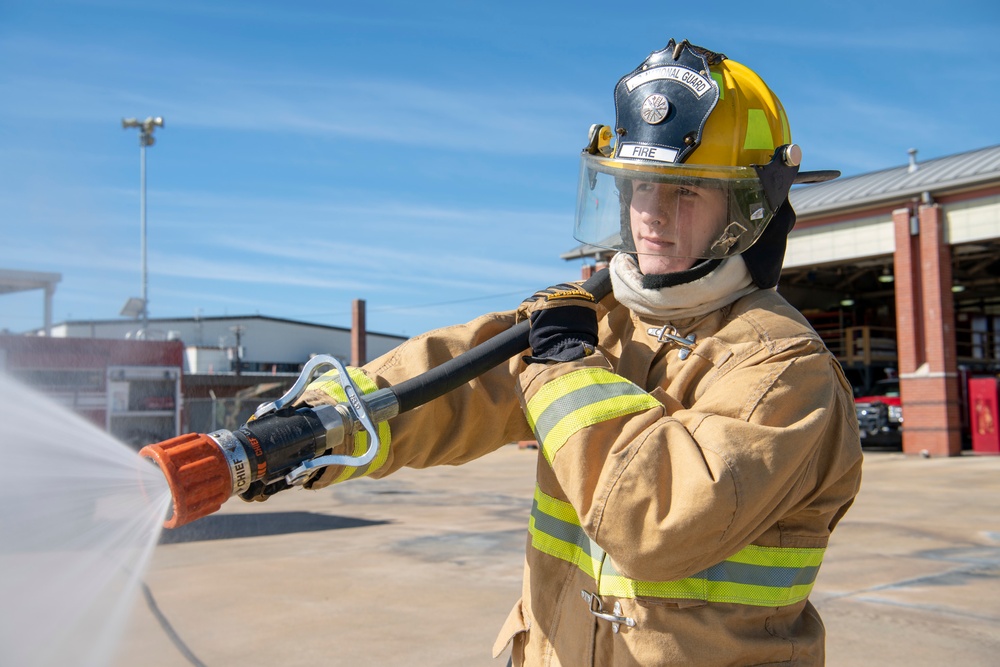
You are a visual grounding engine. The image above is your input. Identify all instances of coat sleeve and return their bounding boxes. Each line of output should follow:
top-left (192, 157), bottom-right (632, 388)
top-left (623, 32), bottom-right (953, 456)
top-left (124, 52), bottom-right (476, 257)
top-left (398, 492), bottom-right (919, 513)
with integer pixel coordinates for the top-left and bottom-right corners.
top-left (516, 337), bottom-right (862, 583)
top-left (300, 309), bottom-right (536, 489)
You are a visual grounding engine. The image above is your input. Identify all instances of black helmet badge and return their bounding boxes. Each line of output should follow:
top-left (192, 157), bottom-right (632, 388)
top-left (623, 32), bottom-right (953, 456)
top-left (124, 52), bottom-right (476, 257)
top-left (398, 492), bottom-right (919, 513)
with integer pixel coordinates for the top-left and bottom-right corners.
top-left (614, 39), bottom-right (722, 164)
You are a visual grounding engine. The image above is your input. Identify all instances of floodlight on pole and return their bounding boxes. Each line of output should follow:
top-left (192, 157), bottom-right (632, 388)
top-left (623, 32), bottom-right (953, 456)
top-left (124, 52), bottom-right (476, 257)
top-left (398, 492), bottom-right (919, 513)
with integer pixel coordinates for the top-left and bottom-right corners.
top-left (121, 116), bottom-right (164, 335)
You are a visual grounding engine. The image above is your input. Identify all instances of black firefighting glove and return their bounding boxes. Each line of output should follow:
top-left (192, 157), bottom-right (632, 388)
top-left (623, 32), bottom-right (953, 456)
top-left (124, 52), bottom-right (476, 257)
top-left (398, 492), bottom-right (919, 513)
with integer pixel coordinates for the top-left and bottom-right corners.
top-left (523, 285), bottom-right (598, 364)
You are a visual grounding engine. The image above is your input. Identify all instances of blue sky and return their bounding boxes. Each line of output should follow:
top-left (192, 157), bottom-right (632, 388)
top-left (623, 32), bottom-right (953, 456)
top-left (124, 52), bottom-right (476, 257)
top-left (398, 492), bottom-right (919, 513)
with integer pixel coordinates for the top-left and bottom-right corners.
top-left (2, 0), bottom-right (998, 338)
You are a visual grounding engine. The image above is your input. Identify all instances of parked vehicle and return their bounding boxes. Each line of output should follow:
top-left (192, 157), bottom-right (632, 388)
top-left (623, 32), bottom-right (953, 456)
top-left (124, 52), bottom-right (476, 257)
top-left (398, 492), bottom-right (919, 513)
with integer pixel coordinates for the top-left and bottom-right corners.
top-left (855, 378), bottom-right (902, 447)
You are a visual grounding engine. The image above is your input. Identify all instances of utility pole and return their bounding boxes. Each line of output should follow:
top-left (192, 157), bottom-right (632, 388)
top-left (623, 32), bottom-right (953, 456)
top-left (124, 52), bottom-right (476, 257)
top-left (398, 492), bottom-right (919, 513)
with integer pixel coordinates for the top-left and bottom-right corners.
top-left (121, 116), bottom-right (164, 335)
top-left (230, 325), bottom-right (245, 376)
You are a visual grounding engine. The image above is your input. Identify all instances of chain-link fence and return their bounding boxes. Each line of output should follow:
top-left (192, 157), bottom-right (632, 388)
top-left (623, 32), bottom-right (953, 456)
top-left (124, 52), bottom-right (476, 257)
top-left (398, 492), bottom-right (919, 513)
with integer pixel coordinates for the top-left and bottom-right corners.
top-left (185, 397), bottom-right (269, 433)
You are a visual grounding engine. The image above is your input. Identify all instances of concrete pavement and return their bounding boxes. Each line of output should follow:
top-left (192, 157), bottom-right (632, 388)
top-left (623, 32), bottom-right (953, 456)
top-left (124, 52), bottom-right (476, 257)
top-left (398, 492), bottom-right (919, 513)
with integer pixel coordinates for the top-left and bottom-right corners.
top-left (114, 446), bottom-right (1000, 666)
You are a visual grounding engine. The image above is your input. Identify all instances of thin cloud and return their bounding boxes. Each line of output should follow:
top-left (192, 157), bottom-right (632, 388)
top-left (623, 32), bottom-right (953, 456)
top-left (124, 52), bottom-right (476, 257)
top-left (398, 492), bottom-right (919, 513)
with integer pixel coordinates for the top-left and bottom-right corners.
top-left (1, 37), bottom-right (589, 157)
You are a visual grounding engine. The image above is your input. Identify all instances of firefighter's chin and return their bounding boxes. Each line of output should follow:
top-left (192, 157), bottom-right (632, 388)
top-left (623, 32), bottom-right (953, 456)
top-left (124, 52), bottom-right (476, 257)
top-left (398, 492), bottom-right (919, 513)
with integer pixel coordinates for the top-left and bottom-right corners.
top-left (635, 251), bottom-right (697, 275)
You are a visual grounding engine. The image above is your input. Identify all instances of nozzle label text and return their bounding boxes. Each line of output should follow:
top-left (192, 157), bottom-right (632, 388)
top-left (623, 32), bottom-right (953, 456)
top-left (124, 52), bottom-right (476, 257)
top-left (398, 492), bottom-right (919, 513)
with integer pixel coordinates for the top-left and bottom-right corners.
top-left (247, 435), bottom-right (268, 478)
top-left (232, 459), bottom-right (247, 489)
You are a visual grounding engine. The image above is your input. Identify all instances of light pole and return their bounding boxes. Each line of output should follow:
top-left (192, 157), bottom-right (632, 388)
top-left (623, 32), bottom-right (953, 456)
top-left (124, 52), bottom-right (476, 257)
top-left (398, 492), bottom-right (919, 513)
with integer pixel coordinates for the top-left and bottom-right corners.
top-left (121, 116), bottom-right (164, 335)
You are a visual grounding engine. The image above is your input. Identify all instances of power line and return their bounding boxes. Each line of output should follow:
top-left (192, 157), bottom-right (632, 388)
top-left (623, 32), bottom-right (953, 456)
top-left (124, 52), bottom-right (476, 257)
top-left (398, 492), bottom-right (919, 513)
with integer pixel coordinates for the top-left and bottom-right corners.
top-left (294, 288), bottom-right (532, 320)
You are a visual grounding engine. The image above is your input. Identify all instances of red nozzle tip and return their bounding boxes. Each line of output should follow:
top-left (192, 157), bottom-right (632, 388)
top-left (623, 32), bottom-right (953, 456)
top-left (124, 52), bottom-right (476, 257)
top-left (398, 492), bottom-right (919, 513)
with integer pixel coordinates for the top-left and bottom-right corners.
top-left (140, 433), bottom-right (232, 529)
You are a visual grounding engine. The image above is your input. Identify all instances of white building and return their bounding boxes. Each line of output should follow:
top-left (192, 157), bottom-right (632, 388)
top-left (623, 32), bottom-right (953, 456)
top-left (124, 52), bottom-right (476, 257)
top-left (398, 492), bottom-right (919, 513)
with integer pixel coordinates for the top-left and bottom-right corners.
top-left (45, 314), bottom-right (407, 374)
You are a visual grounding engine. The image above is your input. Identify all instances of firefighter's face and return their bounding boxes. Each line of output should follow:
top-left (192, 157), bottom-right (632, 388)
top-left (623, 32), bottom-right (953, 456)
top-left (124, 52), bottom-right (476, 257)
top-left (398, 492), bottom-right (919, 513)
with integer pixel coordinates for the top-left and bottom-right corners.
top-left (629, 180), bottom-right (728, 274)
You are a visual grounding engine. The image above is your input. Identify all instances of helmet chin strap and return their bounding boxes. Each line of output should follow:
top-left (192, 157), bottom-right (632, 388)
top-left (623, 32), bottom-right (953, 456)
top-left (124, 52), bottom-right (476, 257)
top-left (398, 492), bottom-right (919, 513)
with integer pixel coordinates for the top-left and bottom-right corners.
top-left (639, 257), bottom-right (723, 289)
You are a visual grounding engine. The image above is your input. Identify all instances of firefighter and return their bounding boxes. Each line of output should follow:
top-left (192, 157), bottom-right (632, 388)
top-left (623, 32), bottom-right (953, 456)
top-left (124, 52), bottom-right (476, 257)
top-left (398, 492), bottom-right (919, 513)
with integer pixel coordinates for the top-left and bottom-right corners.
top-left (302, 39), bottom-right (862, 666)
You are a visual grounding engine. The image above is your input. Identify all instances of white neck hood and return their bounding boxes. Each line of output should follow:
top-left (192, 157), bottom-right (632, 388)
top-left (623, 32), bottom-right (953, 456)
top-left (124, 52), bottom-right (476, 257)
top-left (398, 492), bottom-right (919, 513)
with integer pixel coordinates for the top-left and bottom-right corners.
top-left (609, 252), bottom-right (758, 322)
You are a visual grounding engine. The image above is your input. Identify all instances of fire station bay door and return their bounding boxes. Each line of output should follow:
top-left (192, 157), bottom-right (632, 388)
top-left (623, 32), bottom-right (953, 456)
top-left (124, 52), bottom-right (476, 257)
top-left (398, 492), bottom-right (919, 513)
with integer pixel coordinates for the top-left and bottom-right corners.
top-left (106, 365), bottom-right (181, 449)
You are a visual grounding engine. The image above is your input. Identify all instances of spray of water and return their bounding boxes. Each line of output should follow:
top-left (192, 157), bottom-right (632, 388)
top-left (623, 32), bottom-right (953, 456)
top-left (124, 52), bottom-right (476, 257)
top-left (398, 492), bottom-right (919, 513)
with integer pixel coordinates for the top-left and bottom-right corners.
top-left (0, 371), bottom-right (172, 667)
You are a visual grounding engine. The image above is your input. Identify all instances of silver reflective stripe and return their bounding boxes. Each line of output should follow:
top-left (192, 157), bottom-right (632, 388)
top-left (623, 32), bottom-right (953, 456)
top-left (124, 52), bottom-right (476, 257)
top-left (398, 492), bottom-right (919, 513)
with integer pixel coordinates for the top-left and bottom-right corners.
top-left (525, 368), bottom-right (662, 461)
top-left (532, 382), bottom-right (650, 445)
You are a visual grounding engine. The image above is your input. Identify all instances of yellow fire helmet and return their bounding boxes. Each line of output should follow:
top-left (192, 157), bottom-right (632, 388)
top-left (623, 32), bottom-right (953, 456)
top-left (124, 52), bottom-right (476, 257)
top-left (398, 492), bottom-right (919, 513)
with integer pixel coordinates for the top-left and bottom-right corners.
top-left (574, 39), bottom-right (837, 285)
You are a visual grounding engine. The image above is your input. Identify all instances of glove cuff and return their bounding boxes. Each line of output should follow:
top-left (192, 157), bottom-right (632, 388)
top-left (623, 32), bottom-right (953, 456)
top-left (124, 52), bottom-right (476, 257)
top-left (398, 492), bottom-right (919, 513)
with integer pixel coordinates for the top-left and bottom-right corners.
top-left (525, 303), bottom-right (599, 364)
top-left (523, 339), bottom-right (595, 365)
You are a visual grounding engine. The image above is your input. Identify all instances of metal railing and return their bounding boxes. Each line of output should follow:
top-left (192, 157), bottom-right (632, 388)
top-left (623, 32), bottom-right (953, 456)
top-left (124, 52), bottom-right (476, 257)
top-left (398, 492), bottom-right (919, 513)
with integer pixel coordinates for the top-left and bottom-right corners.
top-left (843, 326), bottom-right (899, 366)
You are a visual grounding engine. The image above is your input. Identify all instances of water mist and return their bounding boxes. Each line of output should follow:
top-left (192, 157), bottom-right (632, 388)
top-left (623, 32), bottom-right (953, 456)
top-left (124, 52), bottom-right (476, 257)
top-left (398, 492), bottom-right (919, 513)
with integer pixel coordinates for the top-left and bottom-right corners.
top-left (0, 372), bottom-right (172, 667)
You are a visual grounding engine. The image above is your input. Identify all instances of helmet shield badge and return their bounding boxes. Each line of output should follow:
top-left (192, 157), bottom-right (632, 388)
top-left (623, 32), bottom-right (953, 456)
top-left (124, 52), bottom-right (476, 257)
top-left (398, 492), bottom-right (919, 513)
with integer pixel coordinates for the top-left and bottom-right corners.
top-left (574, 40), bottom-right (776, 271)
top-left (613, 39), bottom-right (720, 165)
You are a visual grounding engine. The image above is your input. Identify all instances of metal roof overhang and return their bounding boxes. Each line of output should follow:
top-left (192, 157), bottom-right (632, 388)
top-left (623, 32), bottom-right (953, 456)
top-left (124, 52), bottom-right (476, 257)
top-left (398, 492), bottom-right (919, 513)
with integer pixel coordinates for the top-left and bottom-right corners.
top-left (0, 269), bottom-right (62, 296)
top-left (790, 171), bottom-right (1000, 220)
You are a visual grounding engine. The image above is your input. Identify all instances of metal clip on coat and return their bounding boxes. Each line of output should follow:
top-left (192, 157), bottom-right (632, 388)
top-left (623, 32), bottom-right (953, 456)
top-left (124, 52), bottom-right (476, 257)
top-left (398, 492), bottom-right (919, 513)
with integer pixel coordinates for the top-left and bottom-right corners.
top-left (581, 590), bottom-right (635, 634)
top-left (141, 268), bottom-right (614, 530)
top-left (646, 325), bottom-right (697, 360)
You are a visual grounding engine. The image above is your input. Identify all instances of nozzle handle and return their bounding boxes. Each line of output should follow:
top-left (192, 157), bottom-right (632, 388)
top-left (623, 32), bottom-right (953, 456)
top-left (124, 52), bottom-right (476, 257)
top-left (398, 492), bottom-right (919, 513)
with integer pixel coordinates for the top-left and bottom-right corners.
top-left (252, 355), bottom-right (342, 419)
top-left (254, 355), bottom-right (389, 485)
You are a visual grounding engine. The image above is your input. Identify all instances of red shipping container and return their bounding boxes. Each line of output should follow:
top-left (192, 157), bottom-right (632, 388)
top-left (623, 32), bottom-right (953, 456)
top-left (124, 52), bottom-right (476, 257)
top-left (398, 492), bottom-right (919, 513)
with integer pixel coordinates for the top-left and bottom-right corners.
top-left (968, 377), bottom-right (1000, 454)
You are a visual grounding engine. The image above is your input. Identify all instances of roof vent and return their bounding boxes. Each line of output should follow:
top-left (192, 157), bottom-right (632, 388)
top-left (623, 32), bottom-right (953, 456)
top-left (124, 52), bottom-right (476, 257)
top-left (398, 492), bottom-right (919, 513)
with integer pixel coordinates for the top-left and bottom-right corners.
top-left (907, 148), bottom-right (919, 173)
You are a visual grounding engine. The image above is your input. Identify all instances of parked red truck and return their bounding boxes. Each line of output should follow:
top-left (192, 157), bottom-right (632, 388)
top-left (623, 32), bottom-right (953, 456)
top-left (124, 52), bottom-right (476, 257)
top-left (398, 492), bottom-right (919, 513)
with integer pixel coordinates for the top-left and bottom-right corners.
top-left (854, 378), bottom-right (902, 447)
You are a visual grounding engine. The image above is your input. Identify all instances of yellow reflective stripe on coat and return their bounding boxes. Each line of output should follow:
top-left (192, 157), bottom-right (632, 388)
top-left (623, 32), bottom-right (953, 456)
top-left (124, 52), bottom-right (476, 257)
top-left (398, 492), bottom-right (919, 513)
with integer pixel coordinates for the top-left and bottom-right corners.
top-left (308, 367), bottom-right (391, 482)
top-left (529, 486), bottom-right (825, 607)
top-left (529, 486), bottom-right (604, 579)
top-left (525, 368), bottom-right (661, 462)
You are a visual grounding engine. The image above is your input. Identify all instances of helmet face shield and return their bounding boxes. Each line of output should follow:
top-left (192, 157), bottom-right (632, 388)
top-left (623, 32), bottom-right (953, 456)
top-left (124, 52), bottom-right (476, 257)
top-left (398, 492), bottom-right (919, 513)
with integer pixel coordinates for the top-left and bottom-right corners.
top-left (574, 153), bottom-right (775, 271)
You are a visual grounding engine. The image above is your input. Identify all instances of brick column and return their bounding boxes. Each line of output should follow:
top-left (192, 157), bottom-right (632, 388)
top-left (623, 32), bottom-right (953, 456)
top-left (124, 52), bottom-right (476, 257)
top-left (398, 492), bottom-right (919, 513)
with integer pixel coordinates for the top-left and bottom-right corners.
top-left (896, 203), bottom-right (962, 456)
top-left (892, 207), bottom-right (921, 374)
top-left (580, 260), bottom-right (609, 280)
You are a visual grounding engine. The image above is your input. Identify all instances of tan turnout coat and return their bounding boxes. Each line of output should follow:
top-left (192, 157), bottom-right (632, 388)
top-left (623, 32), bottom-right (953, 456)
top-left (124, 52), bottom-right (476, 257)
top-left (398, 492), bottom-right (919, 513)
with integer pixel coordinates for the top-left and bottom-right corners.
top-left (303, 286), bottom-right (863, 666)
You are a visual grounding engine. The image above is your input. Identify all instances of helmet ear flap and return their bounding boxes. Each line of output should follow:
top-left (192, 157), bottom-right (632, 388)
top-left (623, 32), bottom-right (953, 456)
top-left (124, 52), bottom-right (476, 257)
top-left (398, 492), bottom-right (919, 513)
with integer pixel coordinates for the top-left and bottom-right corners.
top-left (753, 144), bottom-right (801, 211)
top-left (741, 201), bottom-right (795, 288)
top-left (743, 145), bottom-right (799, 289)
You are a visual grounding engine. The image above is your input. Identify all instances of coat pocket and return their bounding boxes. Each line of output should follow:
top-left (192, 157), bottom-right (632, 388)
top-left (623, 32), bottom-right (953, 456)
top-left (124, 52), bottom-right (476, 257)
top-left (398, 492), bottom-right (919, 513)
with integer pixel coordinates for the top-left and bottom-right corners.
top-left (493, 598), bottom-right (529, 662)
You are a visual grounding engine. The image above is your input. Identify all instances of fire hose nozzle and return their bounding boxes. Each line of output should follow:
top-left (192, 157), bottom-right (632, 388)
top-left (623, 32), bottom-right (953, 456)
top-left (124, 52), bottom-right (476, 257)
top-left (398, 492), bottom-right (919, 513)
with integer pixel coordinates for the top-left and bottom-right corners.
top-left (140, 432), bottom-right (234, 529)
top-left (139, 355), bottom-right (401, 529)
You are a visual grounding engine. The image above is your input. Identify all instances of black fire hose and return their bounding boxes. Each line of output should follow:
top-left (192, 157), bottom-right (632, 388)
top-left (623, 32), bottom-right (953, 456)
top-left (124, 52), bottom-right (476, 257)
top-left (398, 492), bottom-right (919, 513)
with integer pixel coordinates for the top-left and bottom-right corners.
top-left (140, 268), bottom-right (613, 528)
top-left (142, 269), bottom-right (611, 667)
top-left (388, 268), bottom-right (612, 413)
